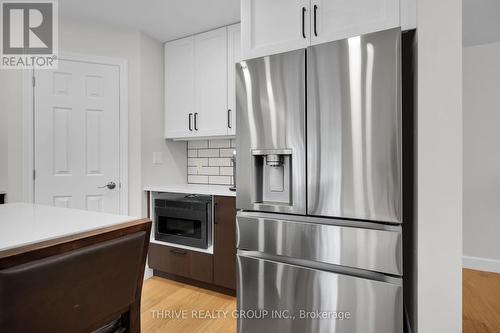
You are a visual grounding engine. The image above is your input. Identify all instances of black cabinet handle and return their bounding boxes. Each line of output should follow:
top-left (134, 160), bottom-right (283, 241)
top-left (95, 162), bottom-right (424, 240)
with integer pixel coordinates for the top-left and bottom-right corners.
top-left (188, 113), bottom-right (193, 131)
top-left (227, 109), bottom-right (232, 129)
top-left (314, 5), bottom-right (318, 37)
top-left (170, 249), bottom-right (187, 255)
top-left (194, 113), bottom-right (199, 131)
top-left (302, 7), bottom-right (306, 39)
top-left (213, 202), bottom-right (218, 224)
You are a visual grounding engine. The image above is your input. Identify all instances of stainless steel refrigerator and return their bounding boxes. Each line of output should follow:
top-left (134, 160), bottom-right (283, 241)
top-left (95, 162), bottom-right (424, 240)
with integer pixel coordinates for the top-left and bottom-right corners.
top-left (235, 27), bottom-right (409, 333)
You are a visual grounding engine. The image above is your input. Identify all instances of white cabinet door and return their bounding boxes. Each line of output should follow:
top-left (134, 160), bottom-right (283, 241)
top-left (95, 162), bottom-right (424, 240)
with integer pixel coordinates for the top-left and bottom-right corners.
top-left (164, 36), bottom-right (195, 139)
top-left (241, 0), bottom-right (310, 60)
top-left (310, 0), bottom-right (399, 45)
top-left (227, 24), bottom-right (241, 136)
top-left (194, 27), bottom-right (228, 137)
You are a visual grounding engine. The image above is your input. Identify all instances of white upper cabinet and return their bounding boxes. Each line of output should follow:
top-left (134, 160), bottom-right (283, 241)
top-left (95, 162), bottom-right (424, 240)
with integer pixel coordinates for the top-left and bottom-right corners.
top-left (310, 0), bottom-right (399, 46)
top-left (194, 27), bottom-right (228, 137)
top-left (227, 23), bottom-right (241, 136)
top-left (241, 0), bottom-right (413, 59)
top-left (164, 25), bottom-right (241, 140)
top-left (164, 36), bottom-right (195, 138)
top-left (241, 0), bottom-right (310, 60)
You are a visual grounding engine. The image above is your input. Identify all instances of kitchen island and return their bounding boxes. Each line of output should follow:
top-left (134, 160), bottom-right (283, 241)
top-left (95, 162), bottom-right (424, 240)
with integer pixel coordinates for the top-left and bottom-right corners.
top-left (0, 203), bottom-right (151, 333)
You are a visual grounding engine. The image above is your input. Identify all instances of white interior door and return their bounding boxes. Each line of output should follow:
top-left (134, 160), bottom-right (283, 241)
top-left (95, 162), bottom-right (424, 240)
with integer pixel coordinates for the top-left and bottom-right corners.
top-left (34, 58), bottom-right (121, 213)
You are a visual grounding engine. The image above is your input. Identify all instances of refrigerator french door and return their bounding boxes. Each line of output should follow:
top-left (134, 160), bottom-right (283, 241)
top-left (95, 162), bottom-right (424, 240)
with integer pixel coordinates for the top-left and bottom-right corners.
top-left (307, 29), bottom-right (402, 223)
top-left (235, 27), bottom-right (404, 333)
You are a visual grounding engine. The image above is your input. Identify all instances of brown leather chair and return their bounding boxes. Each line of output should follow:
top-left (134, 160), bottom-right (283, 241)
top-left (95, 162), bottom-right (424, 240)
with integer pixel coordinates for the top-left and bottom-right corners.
top-left (0, 223), bottom-right (151, 333)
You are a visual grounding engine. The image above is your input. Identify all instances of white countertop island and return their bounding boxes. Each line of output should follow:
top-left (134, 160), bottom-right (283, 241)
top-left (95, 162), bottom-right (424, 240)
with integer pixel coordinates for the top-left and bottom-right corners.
top-left (144, 184), bottom-right (236, 197)
top-left (0, 203), bottom-right (141, 253)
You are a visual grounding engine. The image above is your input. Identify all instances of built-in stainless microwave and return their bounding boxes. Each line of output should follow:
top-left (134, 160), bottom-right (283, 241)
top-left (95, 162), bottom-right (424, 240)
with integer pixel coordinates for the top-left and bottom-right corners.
top-left (154, 194), bottom-right (212, 249)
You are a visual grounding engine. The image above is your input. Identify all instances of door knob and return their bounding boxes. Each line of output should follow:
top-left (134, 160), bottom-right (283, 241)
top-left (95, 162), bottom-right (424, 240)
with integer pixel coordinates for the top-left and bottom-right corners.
top-left (98, 181), bottom-right (116, 190)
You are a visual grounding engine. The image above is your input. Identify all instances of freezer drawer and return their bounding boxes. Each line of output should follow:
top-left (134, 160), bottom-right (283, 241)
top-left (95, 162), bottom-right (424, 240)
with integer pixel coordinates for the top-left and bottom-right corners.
top-left (307, 28), bottom-right (402, 223)
top-left (237, 254), bottom-right (402, 333)
top-left (237, 212), bottom-right (402, 275)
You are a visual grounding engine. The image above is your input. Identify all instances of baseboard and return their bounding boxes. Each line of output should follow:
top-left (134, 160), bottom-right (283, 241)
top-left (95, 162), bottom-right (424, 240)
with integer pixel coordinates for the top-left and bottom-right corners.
top-left (463, 255), bottom-right (500, 273)
top-left (143, 267), bottom-right (154, 280)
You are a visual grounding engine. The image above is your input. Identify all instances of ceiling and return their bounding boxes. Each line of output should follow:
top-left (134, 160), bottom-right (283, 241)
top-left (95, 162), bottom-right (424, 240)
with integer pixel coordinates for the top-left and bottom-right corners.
top-left (60, 0), bottom-right (500, 47)
top-left (59, 0), bottom-right (240, 42)
top-left (463, 0), bottom-right (500, 47)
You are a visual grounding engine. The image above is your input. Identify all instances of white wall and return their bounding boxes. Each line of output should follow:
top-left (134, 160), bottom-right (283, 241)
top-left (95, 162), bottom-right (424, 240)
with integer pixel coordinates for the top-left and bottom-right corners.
top-left (140, 33), bottom-right (187, 211)
top-left (463, 41), bottom-right (500, 271)
top-left (0, 74), bottom-right (9, 192)
top-left (417, 0), bottom-right (463, 332)
top-left (0, 18), bottom-right (186, 217)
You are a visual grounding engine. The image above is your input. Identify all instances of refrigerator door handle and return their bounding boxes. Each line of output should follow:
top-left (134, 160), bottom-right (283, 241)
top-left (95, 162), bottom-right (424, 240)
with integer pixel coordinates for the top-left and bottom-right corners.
top-left (313, 4), bottom-right (318, 37)
top-left (301, 7), bottom-right (307, 39)
top-left (238, 250), bottom-right (402, 285)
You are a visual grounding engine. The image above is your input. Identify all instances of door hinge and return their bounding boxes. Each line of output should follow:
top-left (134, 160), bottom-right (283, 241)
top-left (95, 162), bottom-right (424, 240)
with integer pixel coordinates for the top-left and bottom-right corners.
top-left (32, 76), bottom-right (35, 87)
top-left (33, 169), bottom-right (36, 180)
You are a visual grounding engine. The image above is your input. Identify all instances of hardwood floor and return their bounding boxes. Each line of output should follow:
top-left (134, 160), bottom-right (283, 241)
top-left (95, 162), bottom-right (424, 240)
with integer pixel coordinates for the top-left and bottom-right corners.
top-left (141, 277), bottom-right (236, 333)
top-left (142, 269), bottom-right (500, 333)
top-left (463, 269), bottom-right (500, 333)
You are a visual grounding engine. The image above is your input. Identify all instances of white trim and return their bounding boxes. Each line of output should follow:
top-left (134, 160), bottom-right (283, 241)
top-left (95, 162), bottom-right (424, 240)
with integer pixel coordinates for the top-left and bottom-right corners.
top-left (463, 255), bottom-right (500, 273)
top-left (22, 70), bottom-right (34, 203)
top-left (172, 135), bottom-right (236, 141)
top-left (22, 52), bottom-right (129, 215)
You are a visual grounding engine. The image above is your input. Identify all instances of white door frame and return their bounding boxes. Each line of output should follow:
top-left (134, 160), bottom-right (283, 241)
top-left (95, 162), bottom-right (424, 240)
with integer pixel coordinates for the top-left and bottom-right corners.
top-left (22, 53), bottom-right (129, 215)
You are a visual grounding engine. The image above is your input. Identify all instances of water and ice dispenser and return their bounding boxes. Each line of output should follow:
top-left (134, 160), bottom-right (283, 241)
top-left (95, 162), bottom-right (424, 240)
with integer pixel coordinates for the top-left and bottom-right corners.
top-left (251, 149), bottom-right (292, 206)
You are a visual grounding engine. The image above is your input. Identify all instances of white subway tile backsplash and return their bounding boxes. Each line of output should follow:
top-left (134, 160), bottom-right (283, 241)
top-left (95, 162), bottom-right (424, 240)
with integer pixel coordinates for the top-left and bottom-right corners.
top-left (188, 175), bottom-right (209, 184)
top-left (219, 167), bottom-right (234, 176)
top-left (187, 139), bottom-right (235, 185)
top-left (198, 166), bottom-right (219, 175)
top-left (188, 140), bottom-right (208, 149)
top-left (187, 157), bottom-right (208, 167)
top-left (209, 157), bottom-right (232, 167)
top-left (209, 139), bottom-right (231, 149)
top-left (208, 175), bottom-right (232, 185)
top-left (219, 148), bottom-right (235, 157)
top-left (198, 149), bottom-right (220, 158)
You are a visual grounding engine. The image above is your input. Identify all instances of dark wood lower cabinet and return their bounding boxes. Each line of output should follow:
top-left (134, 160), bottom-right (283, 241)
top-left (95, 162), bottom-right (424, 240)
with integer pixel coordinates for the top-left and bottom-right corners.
top-left (213, 196), bottom-right (237, 290)
top-left (148, 243), bottom-right (213, 284)
top-left (147, 195), bottom-right (237, 292)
